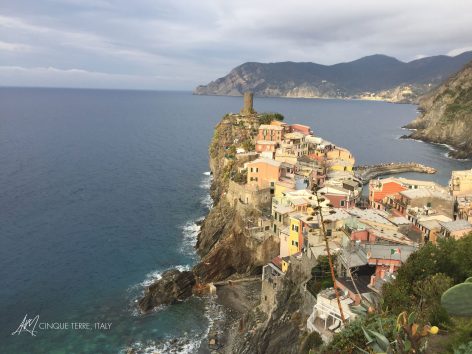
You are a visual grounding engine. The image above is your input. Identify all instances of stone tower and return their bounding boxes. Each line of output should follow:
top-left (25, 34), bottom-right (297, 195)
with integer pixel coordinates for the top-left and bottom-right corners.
top-left (241, 92), bottom-right (254, 115)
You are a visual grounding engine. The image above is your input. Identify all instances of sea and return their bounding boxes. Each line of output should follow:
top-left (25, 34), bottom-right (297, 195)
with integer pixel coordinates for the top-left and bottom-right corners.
top-left (1, 88), bottom-right (471, 353)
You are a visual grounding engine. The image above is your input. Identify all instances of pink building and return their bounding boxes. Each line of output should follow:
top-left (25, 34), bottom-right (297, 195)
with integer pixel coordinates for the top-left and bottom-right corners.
top-left (257, 125), bottom-right (284, 142)
top-left (290, 124), bottom-right (312, 136)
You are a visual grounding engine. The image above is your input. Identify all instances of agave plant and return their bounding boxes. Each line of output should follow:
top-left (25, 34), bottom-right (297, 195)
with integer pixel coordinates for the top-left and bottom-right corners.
top-left (358, 312), bottom-right (437, 353)
top-left (361, 326), bottom-right (394, 354)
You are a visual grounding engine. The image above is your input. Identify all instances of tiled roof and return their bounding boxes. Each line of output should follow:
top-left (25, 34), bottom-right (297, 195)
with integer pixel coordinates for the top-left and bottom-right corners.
top-left (440, 219), bottom-right (472, 232)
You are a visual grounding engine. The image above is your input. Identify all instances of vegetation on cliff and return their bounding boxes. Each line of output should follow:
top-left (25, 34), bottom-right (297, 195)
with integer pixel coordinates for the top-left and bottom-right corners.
top-left (319, 234), bottom-right (472, 353)
top-left (404, 60), bottom-right (472, 159)
top-left (194, 52), bottom-right (472, 103)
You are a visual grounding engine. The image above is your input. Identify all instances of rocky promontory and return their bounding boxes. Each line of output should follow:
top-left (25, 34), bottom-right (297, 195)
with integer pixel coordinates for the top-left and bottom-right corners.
top-left (403, 60), bottom-right (472, 159)
top-left (139, 109), bottom-right (280, 313)
top-left (138, 269), bottom-right (196, 313)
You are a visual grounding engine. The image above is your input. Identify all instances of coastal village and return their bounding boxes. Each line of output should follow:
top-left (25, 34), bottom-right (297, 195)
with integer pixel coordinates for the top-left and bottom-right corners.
top-left (212, 93), bottom-right (472, 346)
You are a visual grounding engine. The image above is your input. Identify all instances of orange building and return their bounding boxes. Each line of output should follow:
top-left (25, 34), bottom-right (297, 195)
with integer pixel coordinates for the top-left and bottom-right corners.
top-left (369, 178), bottom-right (407, 210)
top-left (245, 158), bottom-right (282, 189)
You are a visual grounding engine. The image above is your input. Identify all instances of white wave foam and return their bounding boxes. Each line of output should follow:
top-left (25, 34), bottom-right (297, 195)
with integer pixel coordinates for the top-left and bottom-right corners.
top-left (140, 265), bottom-right (191, 288)
top-left (200, 171), bottom-right (212, 189)
top-left (180, 219), bottom-right (202, 256)
top-left (203, 297), bottom-right (225, 338)
top-left (122, 336), bottom-right (201, 354)
top-left (201, 194), bottom-right (213, 210)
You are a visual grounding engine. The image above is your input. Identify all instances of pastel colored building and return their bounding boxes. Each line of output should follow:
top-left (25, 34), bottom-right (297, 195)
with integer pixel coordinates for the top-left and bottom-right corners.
top-left (290, 124), bottom-right (312, 136)
top-left (369, 178), bottom-right (408, 209)
top-left (326, 147), bottom-right (355, 165)
top-left (410, 214), bottom-right (452, 244)
top-left (289, 216), bottom-right (303, 255)
top-left (245, 158), bottom-right (282, 189)
top-left (257, 124), bottom-right (284, 142)
top-left (318, 186), bottom-right (356, 209)
top-left (387, 188), bottom-right (453, 217)
top-left (326, 159), bottom-right (354, 172)
top-left (455, 195), bottom-right (472, 222)
top-left (450, 169), bottom-right (472, 196)
top-left (275, 132), bottom-right (309, 164)
top-left (271, 120), bottom-right (291, 132)
top-left (255, 140), bottom-right (278, 153)
top-left (439, 220), bottom-right (472, 240)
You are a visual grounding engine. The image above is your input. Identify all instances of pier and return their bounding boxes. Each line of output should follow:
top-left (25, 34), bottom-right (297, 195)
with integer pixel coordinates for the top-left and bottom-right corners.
top-left (354, 162), bottom-right (437, 184)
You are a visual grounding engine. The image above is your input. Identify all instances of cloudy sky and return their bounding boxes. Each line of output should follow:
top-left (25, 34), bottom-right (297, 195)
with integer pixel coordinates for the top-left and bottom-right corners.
top-left (1, 0), bottom-right (471, 90)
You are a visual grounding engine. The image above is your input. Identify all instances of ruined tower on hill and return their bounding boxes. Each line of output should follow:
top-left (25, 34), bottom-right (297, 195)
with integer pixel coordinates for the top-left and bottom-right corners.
top-left (240, 92), bottom-right (255, 115)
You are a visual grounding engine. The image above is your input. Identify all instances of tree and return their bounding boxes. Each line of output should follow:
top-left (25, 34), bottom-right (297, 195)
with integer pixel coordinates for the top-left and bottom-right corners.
top-left (258, 112), bottom-right (285, 125)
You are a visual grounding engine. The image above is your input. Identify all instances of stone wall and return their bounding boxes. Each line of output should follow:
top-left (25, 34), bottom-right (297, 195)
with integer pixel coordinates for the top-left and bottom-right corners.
top-left (226, 180), bottom-right (272, 210)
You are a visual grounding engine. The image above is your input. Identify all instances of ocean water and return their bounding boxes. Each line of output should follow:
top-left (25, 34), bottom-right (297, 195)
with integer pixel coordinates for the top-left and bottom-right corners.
top-left (1, 88), bottom-right (471, 353)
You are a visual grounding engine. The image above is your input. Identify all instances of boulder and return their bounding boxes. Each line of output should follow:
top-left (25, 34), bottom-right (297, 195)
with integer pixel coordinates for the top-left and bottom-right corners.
top-left (138, 269), bottom-right (196, 313)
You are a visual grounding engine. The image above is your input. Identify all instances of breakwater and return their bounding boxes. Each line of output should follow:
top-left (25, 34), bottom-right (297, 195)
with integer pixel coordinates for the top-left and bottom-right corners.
top-left (355, 162), bottom-right (437, 184)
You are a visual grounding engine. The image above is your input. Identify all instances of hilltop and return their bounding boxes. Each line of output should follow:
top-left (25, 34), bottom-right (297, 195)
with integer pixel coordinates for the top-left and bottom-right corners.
top-left (404, 60), bottom-right (472, 159)
top-left (194, 52), bottom-right (472, 103)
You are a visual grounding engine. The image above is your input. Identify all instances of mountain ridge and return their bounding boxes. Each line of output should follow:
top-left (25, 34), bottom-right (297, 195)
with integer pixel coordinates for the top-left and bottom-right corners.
top-left (194, 51), bottom-right (472, 103)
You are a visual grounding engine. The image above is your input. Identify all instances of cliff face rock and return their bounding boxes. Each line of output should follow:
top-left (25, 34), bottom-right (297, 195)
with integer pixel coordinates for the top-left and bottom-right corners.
top-left (404, 60), bottom-right (472, 159)
top-left (195, 113), bottom-right (279, 282)
top-left (138, 112), bottom-right (280, 312)
top-left (194, 52), bottom-right (472, 103)
top-left (138, 269), bottom-right (196, 313)
top-left (230, 261), bottom-right (311, 354)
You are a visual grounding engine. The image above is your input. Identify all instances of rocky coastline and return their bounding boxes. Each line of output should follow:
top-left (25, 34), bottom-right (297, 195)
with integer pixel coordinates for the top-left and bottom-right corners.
top-left (401, 60), bottom-right (472, 159)
top-left (137, 109), bottom-right (281, 352)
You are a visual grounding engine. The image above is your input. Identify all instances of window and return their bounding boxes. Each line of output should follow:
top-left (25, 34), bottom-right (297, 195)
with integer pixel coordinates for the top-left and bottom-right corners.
top-left (256, 168), bottom-right (259, 172)
top-left (250, 168), bottom-right (253, 172)
top-left (340, 200), bottom-right (345, 207)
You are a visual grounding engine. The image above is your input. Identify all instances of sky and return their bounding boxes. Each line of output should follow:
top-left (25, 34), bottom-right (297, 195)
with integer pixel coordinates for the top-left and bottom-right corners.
top-left (1, 0), bottom-right (472, 90)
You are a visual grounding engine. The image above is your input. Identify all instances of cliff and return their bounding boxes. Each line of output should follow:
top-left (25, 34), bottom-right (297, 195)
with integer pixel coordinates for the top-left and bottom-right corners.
top-left (404, 60), bottom-right (472, 159)
top-left (194, 52), bottom-right (472, 103)
top-left (194, 113), bottom-right (279, 282)
top-left (229, 265), bottom-right (309, 353)
top-left (139, 111), bottom-right (280, 313)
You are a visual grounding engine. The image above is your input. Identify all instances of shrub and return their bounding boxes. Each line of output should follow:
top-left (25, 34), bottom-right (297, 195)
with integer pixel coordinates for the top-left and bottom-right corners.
top-left (299, 331), bottom-right (323, 354)
top-left (258, 112), bottom-right (285, 125)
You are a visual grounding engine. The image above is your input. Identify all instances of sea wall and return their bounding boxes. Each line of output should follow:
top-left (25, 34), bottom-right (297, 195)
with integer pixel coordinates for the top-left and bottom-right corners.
top-left (355, 162), bottom-right (436, 184)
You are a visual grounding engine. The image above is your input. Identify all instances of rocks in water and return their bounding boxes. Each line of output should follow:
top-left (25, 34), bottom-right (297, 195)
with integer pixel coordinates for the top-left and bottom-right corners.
top-left (138, 269), bottom-right (196, 313)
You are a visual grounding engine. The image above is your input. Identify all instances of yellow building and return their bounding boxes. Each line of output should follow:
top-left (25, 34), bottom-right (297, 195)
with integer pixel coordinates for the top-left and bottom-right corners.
top-left (327, 159), bottom-right (354, 172)
top-left (281, 257), bottom-right (290, 273)
top-left (326, 147), bottom-right (355, 164)
top-left (450, 169), bottom-right (472, 196)
top-left (289, 216), bottom-right (303, 255)
top-left (274, 179), bottom-right (295, 199)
